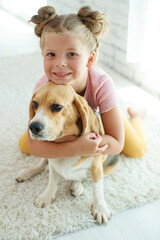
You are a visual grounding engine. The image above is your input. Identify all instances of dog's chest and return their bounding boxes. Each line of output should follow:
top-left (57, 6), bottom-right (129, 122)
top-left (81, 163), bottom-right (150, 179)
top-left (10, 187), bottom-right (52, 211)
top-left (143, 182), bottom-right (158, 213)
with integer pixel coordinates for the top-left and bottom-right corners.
top-left (50, 156), bottom-right (93, 181)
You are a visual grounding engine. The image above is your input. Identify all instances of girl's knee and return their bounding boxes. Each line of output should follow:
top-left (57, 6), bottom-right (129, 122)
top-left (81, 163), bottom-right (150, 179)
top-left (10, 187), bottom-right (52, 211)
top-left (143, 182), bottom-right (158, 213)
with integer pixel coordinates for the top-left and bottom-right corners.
top-left (122, 140), bottom-right (146, 158)
top-left (19, 130), bottom-right (30, 155)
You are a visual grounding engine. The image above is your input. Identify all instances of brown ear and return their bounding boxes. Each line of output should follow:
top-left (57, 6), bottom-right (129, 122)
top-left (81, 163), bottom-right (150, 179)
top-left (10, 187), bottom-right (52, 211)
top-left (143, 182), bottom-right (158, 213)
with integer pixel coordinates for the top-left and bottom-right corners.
top-left (29, 93), bottom-right (36, 120)
top-left (74, 94), bottom-right (89, 134)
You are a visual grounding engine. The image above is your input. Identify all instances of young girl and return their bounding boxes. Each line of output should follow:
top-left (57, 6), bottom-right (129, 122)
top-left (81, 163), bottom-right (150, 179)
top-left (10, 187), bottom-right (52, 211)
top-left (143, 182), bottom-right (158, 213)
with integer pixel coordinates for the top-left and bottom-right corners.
top-left (19, 5), bottom-right (146, 159)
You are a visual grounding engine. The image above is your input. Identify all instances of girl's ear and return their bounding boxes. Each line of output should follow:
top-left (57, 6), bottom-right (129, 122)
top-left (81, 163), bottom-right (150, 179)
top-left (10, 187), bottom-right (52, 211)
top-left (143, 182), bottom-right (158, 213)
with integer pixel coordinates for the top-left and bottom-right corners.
top-left (86, 51), bottom-right (95, 68)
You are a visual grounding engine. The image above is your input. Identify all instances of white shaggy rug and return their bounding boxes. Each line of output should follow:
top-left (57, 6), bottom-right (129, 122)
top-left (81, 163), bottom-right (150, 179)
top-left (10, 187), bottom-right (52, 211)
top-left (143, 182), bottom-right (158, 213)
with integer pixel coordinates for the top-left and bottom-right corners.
top-left (0, 53), bottom-right (160, 239)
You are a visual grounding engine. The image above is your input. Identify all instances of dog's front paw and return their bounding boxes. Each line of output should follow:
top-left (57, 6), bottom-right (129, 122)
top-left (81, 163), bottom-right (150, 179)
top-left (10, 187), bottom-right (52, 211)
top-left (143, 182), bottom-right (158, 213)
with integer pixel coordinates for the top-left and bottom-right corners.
top-left (34, 193), bottom-right (55, 208)
top-left (16, 169), bottom-right (32, 182)
top-left (91, 201), bottom-right (111, 224)
top-left (70, 181), bottom-right (84, 197)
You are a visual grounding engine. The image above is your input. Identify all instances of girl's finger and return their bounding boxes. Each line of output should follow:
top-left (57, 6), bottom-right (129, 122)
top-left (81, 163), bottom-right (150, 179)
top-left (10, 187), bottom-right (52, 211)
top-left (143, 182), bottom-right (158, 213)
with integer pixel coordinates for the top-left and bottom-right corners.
top-left (88, 132), bottom-right (98, 139)
top-left (96, 144), bottom-right (108, 154)
top-left (95, 133), bottom-right (100, 138)
top-left (93, 137), bottom-right (102, 145)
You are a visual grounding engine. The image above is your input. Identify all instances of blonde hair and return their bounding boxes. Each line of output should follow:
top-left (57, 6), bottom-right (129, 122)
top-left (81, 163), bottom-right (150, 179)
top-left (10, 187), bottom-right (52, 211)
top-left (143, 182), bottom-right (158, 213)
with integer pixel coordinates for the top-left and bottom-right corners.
top-left (29, 5), bottom-right (109, 62)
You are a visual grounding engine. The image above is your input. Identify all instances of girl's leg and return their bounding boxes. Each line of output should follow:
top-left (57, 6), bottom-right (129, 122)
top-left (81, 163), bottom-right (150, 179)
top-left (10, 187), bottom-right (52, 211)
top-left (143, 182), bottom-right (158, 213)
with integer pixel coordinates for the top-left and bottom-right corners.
top-left (19, 130), bottom-right (30, 155)
top-left (121, 108), bottom-right (146, 158)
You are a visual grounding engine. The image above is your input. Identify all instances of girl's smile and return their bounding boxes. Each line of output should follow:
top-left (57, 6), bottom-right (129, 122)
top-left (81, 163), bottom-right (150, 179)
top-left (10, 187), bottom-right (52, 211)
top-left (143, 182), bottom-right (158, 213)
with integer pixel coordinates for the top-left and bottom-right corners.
top-left (53, 72), bottom-right (72, 79)
top-left (42, 32), bottom-right (95, 94)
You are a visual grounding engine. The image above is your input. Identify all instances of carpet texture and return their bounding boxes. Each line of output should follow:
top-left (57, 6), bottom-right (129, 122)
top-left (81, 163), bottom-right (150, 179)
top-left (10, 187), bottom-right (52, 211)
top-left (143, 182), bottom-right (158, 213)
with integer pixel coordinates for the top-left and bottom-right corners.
top-left (0, 53), bottom-right (160, 239)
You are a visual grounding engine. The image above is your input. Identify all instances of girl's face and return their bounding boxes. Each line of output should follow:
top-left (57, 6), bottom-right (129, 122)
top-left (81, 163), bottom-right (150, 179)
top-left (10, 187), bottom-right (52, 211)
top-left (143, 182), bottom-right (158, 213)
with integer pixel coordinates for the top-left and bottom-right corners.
top-left (42, 32), bottom-right (95, 94)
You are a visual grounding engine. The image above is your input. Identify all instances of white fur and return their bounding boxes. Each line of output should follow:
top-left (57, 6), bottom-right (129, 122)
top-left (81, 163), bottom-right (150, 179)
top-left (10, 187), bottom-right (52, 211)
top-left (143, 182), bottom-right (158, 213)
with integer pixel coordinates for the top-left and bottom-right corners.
top-left (16, 158), bottom-right (48, 182)
top-left (92, 179), bottom-right (111, 224)
top-left (29, 110), bottom-right (50, 140)
top-left (70, 181), bottom-right (84, 197)
top-left (50, 157), bottom-right (92, 180)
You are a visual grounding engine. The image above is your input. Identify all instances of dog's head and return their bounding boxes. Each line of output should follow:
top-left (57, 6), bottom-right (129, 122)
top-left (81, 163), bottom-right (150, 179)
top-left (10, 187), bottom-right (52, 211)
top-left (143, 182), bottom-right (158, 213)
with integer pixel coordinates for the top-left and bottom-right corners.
top-left (29, 82), bottom-right (89, 141)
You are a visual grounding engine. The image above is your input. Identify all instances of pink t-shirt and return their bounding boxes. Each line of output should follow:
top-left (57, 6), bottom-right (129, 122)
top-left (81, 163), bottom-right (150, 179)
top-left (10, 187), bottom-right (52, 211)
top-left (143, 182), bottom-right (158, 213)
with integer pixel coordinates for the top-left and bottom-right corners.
top-left (33, 66), bottom-right (118, 113)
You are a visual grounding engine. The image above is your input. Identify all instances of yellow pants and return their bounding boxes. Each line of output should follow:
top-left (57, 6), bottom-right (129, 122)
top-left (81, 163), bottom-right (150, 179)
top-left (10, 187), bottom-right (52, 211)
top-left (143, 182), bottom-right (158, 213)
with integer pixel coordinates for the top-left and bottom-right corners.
top-left (19, 111), bottom-right (146, 158)
top-left (121, 111), bottom-right (146, 158)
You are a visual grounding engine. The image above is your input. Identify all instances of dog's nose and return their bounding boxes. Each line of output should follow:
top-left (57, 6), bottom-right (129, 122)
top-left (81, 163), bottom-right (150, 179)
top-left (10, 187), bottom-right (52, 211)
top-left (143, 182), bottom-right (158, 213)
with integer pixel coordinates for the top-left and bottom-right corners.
top-left (29, 122), bottom-right (43, 135)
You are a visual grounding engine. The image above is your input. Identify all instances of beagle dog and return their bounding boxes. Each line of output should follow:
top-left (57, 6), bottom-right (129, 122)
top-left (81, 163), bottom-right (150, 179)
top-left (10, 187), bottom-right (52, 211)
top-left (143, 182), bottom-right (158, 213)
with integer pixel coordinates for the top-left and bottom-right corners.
top-left (16, 82), bottom-right (118, 224)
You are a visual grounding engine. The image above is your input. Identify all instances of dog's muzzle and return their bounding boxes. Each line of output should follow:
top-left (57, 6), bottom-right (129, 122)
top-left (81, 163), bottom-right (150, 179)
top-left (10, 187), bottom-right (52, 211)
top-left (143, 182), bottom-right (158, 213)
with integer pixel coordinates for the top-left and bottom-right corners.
top-left (29, 122), bottom-right (43, 135)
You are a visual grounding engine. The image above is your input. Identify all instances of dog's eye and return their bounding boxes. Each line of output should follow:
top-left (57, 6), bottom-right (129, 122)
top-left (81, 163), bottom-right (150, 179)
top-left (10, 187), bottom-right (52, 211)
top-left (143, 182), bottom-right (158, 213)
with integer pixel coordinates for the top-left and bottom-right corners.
top-left (50, 104), bottom-right (63, 112)
top-left (32, 101), bottom-right (38, 110)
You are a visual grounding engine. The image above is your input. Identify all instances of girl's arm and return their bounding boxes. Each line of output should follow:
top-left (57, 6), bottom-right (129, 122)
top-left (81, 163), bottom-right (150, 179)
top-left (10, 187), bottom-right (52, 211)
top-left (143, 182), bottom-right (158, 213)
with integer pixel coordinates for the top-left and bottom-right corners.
top-left (28, 125), bottom-right (107, 159)
top-left (99, 105), bottom-right (125, 155)
top-left (28, 105), bottom-right (123, 158)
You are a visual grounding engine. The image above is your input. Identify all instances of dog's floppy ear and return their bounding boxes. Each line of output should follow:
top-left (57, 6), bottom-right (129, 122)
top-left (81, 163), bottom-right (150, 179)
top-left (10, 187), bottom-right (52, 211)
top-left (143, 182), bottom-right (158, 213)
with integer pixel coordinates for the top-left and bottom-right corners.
top-left (74, 94), bottom-right (89, 134)
top-left (29, 93), bottom-right (36, 120)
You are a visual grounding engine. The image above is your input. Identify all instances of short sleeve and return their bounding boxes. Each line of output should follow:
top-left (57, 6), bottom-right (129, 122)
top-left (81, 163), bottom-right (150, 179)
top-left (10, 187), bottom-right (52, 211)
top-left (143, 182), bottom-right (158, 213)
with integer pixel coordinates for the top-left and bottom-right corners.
top-left (96, 77), bottom-right (118, 113)
top-left (33, 75), bottom-right (49, 94)
top-left (84, 66), bottom-right (119, 113)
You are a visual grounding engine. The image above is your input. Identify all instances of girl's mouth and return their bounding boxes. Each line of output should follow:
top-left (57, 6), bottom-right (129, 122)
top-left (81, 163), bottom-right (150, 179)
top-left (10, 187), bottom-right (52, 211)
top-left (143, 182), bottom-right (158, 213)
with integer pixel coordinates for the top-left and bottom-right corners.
top-left (53, 72), bottom-right (72, 78)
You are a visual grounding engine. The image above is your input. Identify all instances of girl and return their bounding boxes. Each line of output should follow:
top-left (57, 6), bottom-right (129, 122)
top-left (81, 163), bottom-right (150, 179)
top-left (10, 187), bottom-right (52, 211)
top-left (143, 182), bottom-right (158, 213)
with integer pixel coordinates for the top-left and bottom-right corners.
top-left (19, 5), bottom-right (146, 159)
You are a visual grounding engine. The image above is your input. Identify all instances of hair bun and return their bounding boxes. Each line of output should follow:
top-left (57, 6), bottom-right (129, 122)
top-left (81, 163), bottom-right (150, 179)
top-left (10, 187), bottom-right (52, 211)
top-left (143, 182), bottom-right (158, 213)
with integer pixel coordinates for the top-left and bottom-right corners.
top-left (30, 6), bottom-right (57, 24)
top-left (77, 6), bottom-right (109, 38)
top-left (29, 6), bottom-right (57, 37)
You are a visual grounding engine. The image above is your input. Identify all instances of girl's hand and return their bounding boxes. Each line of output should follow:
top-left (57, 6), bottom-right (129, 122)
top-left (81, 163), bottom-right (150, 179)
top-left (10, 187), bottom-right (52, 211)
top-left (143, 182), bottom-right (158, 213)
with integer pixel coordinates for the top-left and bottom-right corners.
top-left (76, 133), bottom-right (108, 156)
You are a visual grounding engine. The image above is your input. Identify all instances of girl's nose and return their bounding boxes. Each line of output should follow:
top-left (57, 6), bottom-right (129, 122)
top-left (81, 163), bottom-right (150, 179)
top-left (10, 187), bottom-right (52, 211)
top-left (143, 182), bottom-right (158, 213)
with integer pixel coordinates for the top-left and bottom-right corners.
top-left (56, 56), bottom-right (67, 67)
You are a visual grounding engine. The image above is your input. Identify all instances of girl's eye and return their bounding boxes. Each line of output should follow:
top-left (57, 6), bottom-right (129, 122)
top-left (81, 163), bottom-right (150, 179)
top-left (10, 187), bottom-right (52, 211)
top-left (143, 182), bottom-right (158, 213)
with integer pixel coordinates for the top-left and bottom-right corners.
top-left (68, 52), bottom-right (77, 57)
top-left (48, 52), bottom-right (55, 57)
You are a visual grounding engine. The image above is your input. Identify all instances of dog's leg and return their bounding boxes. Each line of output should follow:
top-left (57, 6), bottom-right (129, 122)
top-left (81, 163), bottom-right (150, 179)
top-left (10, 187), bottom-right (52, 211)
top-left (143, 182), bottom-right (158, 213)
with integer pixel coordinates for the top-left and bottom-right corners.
top-left (34, 160), bottom-right (59, 208)
top-left (70, 180), bottom-right (84, 197)
top-left (91, 156), bottom-right (111, 224)
top-left (16, 158), bottom-right (48, 182)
